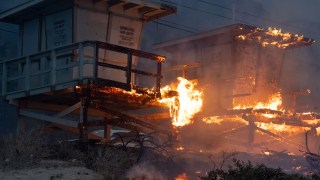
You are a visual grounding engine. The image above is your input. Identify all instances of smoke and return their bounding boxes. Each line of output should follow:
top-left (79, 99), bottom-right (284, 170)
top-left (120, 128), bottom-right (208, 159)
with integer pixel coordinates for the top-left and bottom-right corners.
top-left (126, 163), bottom-right (166, 180)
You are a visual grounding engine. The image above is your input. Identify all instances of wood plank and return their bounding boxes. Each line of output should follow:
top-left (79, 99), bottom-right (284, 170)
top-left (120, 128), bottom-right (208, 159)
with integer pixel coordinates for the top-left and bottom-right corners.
top-left (20, 101), bottom-right (110, 117)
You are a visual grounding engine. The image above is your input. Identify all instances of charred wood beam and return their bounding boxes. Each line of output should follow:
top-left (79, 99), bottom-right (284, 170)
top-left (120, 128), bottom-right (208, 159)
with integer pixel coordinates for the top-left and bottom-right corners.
top-left (97, 42), bottom-right (165, 62)
top-left (255, 126), bottom-right (283, 140)
top-left (243, 114), bottom-right (320, 128)
top-left (92, 90), bottom-right (155, 107)
top-left (93, 0), bottom-right (103, 4)
top-left (138, 6), bottom-right (157, 14)
top-left (97, 61), bottom-right (161, 78)
top-left (156, 61), bottom-right (161, 97)
top-left (211, 108), bottom-right (282, 116)
top-left (164, 62), bottom-right (200, 72)
top-left (252, 108), bottom-right (283, 115)
top-left (123, 3), bottom-right (139, 11)
top-left (135, 112), bottom-right (170, 121)
top-left (126, 52), bottom-right (132, 89)
top-left (222, 125), bottom-right (249, 137)
top-left (108, 0), bottom-right (125, 7)
top-left (93, 103), bottom-right (173, 137)
top-left (207, 109), bottom-right (253, 116)
top-left (97, 78), bottom-right (130, 91)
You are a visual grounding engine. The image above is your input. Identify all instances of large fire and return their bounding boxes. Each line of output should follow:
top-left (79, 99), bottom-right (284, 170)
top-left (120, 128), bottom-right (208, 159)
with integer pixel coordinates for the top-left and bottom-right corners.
top-left (235, 27), bottom-right (306, 49)
top-left (160, 77), bottom-right (203, 127)
top-left (234, 92), bottom-right (282, 111)
top-left (202, 92), bottom-right (318, 136)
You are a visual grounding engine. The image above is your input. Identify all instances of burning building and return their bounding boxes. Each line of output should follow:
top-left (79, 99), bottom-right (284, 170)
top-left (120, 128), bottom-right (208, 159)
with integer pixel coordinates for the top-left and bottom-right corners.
top-left (155, 24), bottom-right (319, 151)
top-left (155, 24), bottom-right (314, 113)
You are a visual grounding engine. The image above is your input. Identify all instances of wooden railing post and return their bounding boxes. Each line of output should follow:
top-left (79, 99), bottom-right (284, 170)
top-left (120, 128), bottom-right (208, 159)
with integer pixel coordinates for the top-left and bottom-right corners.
top-left (51, 50), bottom-right (56, 87)
top-left (93, 43), bottom-right (98, 81)
top-left (25, 56), bottom-right (30, 91)
top-left (2, 62), bottom-right (7, 95)
top-left (78, 43), bottom-right (84, 81)
top-left (126, 52), bottom-right (132, 90)
top-left (156, 61), bottom-right (162, 98)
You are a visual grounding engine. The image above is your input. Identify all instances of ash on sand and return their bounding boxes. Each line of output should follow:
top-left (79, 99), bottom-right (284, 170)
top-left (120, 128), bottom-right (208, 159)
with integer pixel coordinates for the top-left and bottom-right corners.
top-left (0, 160), bottom-right (103, 180)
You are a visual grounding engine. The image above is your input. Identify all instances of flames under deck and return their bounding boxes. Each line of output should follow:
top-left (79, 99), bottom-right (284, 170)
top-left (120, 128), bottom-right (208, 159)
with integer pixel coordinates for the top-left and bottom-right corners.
top-left (19, 86), bottom-right (174, 142)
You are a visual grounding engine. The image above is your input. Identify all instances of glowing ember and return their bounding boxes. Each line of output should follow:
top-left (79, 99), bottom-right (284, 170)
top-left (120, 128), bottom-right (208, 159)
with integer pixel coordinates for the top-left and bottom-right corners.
top-left (160, 77), bottom-right (203, 127)
top-left (301, 119), bottom-right (320, 125)
top-left (176, 146), bottom-right (184, 151)
top-left (202, 116), bottom-right (248, 125)
top-left (288, 152), bottom-right (295, 156)
top-left (202, 116), bottom-right (223, 125)
top-left (317, 127), bottom-right (320, 136)
top-left (263, 151), bottom-right (272, 156)
top-left (175, 173), bottom-right (188, 180)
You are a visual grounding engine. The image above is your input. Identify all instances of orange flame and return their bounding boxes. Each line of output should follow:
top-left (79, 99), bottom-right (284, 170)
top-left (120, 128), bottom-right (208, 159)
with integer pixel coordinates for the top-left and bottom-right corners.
top-left (176, 146), bottom-right (185, 151)
top-left (235, 27), bottom-right (305, 49)
top-left (203, 116), bottom-right (248, 125)
top-left (160, 77), bottom-right (203, 127)
top-left (175, 173), bottom-right (188, 180)
top-left (255, 122), bottom-right (308, 135)
top-left (234, 92), bottom-right (283, 111)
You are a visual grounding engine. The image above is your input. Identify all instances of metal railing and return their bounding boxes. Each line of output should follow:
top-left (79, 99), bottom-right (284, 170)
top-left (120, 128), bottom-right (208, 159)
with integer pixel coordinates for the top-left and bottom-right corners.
top-left (0, 41), bottom-right (165, 99)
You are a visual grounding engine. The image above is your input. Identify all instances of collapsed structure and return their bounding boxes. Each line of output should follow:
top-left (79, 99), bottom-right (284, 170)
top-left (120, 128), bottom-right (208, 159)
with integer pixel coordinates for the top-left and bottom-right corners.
top-left (0, 0), bottom-right (177, 143)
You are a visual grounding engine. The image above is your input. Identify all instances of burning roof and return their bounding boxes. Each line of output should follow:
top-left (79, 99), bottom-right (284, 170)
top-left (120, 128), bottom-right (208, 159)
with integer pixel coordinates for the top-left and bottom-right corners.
top-left (154, 23), bottom-right (314, 50)
top-left (234, 24), bottom-right (315, 49)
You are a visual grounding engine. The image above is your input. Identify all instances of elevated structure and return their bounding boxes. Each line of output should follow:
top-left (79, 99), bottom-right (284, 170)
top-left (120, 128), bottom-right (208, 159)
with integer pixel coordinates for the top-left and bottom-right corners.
top-left (0, 0), bottom-right (176, 143)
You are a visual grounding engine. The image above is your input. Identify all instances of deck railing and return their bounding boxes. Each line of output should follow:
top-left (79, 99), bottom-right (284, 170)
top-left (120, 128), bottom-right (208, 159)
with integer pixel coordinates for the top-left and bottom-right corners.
top-left (0, 41), bottom-right (165, 99)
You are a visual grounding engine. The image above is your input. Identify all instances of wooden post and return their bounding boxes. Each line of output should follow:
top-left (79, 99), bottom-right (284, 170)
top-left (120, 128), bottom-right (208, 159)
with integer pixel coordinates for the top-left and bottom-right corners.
top-left (79, 97), bottom-right (89, 143)
top-left (51, 50), bottom-right (56, 87)
top-left (156, 61), bottom-right (161, 98)
top-left (25, 56), bottom-right (30, 91)
top-left (310, 127), bottom-right (317, 152)
top-left (78, 43), bottom-right (84, 81)
top-left (248, 118), bottom-right (255, 151)
top-left (104, 124), bottom-right (111, 143)
top-left (127, 52), bottom-right (132, 90)
top-left (93, 43), bottom-right (98, 81)
top-left (17, 115), bottom-right (25, 135)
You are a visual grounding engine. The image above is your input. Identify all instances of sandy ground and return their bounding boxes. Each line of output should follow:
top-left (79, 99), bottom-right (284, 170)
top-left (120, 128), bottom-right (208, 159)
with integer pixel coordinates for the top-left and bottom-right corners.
top-left (0, 160), bottom-right (103, 180)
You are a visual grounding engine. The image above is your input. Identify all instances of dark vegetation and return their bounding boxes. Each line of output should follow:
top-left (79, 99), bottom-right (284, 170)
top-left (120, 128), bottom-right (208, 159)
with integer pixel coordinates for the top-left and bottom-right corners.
top-left (1, 132), bottom-right (320, 179)
top-left (0, 131), bottom-right (173, 179)
top-left (201, 159), bottom-right (320, 180)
